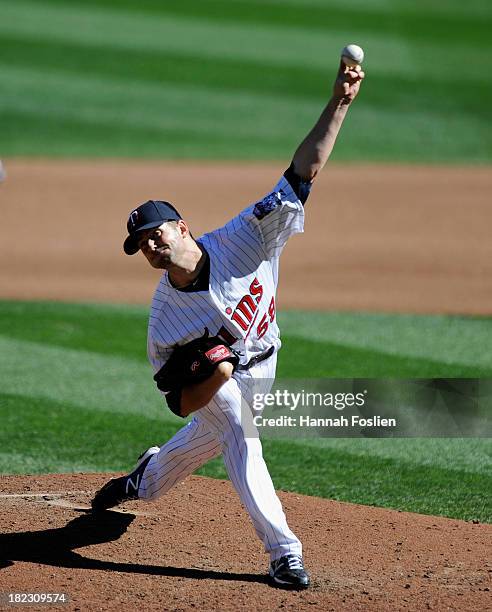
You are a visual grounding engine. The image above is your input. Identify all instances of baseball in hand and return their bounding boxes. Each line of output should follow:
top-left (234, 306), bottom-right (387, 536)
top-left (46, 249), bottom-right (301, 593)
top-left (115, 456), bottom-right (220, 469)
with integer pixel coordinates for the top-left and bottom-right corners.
top-left (341, 44), bottom-right (364, 67)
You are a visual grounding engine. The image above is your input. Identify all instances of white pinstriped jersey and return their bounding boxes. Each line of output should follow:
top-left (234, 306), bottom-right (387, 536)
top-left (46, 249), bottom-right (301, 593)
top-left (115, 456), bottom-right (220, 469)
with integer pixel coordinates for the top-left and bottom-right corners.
top-left (140, 172), bottom-right (307, 560)
top-left (147, 174), bottom-right (304, 378)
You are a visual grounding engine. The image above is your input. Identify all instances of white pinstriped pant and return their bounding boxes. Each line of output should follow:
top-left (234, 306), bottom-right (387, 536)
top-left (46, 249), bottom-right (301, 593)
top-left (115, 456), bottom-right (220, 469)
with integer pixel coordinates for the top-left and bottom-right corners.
top-left (138, 354), bottom-right (302, 561)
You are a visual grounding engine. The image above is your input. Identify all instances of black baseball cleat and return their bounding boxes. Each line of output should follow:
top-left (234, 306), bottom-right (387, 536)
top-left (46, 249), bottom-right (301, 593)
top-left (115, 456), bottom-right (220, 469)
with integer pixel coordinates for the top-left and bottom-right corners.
top-left (91, 446), bottom-right (159, 512)
top-left (269, 554), bottom-right (310, 589)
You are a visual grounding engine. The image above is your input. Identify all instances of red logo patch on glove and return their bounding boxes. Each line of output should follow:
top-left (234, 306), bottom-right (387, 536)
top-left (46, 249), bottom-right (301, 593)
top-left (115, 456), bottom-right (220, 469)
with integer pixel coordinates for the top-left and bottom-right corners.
top-left (205, 345), bottom-right (231, 363)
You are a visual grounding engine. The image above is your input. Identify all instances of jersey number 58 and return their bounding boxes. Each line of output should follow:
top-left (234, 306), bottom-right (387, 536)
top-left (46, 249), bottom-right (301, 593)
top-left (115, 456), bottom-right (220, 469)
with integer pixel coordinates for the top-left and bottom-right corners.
top-left (256, 297), bottom-right (276, 339)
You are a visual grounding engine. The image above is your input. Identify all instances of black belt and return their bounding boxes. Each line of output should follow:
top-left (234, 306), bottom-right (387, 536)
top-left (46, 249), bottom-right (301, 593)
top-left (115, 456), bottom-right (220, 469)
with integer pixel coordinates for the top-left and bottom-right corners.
top-left (236, 346), bottom-right (275, 371)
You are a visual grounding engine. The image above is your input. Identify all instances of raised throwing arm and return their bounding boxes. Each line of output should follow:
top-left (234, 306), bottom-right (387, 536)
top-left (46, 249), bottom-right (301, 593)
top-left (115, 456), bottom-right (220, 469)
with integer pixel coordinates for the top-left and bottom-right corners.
top-left (291, 60), bottom-right (365, 182)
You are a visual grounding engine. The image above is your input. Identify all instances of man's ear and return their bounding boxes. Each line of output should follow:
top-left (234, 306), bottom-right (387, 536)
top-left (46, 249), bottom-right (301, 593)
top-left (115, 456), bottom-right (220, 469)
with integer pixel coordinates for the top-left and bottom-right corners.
top-left (177, 219), bottom-right (190, 238)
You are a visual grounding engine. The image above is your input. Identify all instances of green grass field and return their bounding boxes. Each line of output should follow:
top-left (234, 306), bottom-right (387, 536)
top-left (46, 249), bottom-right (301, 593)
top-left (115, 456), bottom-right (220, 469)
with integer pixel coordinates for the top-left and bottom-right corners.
top-left (1, 1), bottom-right (491, 524)
top-left (1, 301), bottom-right (490, 522)
top-left (1, 0), bottom-right (491, 161)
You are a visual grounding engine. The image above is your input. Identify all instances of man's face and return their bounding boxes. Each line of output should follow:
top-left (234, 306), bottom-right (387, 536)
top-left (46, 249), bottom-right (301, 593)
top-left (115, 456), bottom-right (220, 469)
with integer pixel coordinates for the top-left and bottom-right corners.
top-left (137, 220), bottom-right (185, 269)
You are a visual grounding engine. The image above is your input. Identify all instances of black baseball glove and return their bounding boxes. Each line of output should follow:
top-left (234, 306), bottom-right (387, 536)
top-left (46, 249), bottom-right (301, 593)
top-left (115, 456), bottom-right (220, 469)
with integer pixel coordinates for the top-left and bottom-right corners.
top-left (153, 329), bottom-right (240, 396)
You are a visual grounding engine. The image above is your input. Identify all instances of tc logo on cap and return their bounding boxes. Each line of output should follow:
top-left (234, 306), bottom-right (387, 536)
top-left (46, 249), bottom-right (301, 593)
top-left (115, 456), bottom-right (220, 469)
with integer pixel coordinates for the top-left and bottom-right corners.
top-left (128, 210), bottom-right (139, 231)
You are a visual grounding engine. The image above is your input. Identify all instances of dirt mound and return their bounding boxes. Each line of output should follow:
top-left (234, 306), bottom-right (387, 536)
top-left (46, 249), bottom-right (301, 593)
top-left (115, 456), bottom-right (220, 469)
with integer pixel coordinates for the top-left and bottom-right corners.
top-left (0, 473), bottom-right (490, 611)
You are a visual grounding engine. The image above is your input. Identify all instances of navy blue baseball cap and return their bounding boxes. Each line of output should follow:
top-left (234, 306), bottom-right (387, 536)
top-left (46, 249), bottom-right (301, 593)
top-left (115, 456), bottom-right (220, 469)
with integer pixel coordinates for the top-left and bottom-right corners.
top-left (123, 200), bottom-right (182, 255)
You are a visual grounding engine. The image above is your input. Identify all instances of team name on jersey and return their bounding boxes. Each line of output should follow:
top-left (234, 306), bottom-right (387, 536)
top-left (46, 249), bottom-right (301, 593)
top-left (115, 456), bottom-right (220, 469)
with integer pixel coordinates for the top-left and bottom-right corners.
top-left (230, 278), bottom-right (263, 331)
top-left (227, 277), bottom-right (276, 340)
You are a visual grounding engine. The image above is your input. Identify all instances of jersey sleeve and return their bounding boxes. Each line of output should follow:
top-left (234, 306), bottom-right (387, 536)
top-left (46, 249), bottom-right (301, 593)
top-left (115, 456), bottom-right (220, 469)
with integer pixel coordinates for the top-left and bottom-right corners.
top-left (147, 335), bottom-right (180, 406)
top-left (283, 164), bottom-right (312, 205)
top-left (147, 336), bottom-right (173, 376)
top-left (233, 174), bottom-right (306, 259)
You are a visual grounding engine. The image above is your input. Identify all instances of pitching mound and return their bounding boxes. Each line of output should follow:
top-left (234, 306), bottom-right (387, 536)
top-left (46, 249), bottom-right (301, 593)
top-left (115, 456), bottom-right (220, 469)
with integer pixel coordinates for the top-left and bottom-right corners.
top-left (0, 474), bottom-right (490, 611)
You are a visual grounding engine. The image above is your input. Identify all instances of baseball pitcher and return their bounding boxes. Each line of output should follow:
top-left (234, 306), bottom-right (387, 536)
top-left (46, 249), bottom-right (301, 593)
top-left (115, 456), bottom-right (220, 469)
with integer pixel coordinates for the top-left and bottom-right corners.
top-left (92, 58), bottom-right (365, 589)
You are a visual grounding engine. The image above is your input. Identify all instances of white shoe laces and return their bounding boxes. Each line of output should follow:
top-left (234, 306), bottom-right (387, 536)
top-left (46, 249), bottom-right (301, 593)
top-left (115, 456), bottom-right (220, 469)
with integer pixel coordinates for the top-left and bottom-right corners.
top-left (282, 554), bottom-right (304, 570)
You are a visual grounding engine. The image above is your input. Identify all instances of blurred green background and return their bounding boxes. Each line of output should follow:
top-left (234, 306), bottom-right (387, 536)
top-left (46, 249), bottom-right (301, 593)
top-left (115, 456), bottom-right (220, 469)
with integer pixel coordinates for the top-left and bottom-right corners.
top-left (1, 1), bottom-right (491, 522)
top-left (1, 302), bottom-right (491, 522)
top-left (1, 0), bottom-right (491, 161)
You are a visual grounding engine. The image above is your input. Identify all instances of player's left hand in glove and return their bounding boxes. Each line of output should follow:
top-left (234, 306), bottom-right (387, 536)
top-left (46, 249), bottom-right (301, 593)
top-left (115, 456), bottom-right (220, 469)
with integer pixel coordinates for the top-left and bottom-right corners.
top-left (153, 329), bottom-right (239, 416)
